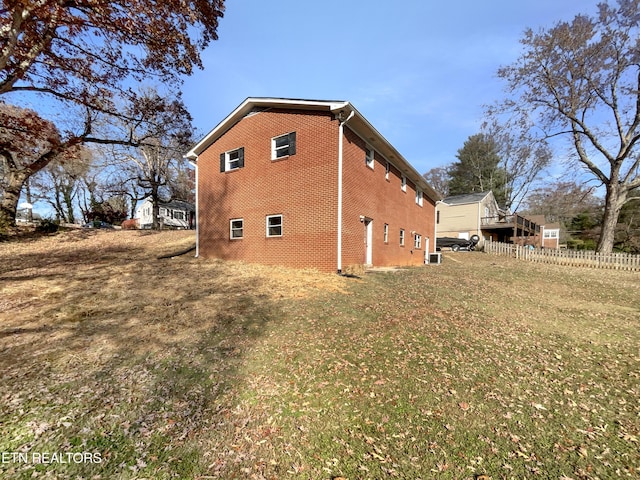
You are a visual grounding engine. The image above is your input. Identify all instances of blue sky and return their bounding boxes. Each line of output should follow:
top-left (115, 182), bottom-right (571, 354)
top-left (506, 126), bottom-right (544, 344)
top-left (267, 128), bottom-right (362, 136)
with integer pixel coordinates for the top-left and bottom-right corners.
top-left (182, 0), bottom-right (602, 176)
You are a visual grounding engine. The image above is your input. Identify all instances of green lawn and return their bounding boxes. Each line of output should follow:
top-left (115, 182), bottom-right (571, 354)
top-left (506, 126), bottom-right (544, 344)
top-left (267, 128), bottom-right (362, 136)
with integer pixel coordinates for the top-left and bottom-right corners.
top-left (1, 231), bottom-right (638, 479)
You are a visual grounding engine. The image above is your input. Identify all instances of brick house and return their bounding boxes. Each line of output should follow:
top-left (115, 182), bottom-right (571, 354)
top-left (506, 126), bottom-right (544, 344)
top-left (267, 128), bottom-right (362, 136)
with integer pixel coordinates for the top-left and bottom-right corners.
top-left (185, 98), bottom-right (439, 273)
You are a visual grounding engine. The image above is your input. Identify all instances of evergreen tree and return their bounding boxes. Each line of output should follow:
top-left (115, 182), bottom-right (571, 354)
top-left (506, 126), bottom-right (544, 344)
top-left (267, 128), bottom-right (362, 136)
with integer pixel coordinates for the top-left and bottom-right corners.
top-left (449, 134), bottom-right (508, 206)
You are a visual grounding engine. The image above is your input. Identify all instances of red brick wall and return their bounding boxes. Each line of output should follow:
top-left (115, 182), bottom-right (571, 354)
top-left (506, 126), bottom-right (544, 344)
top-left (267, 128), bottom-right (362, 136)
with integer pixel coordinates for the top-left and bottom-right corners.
top-left (341, 127), bottom-right (435, 268)
top-left (197, 108), bottom-right (435, 272)
top-left (197, 109), bottom-right (339, 271)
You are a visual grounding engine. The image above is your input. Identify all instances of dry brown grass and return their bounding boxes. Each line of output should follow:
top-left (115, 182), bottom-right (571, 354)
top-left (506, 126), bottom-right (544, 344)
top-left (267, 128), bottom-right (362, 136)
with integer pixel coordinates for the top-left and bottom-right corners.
top-left (1, 232), bottom-right (638, 479)
top-left (0, 228), bottom-right (347, 372)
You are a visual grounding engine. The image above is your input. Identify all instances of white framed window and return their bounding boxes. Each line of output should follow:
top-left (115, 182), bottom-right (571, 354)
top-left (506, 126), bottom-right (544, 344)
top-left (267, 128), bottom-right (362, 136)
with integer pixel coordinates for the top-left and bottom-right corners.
top-left (400, 229), bottom-right (405, 246)
top-left (220, 147), bottom-right (244, 172)
top-left (414, 234), bottom-right (422, 249)
top-left (272, 132), bottom-right (296, 160)
top-left (544, 229), bottom-right (559, 238)
top-left (415, 188), bottom-right (423, 206)
top-left (383, 223), bottom-right (389, 243)
top-left (365, 146), bottom-right (374, 169)
top-left (385, 162), bottom-right (390, 180)
top-left (174, 211), bottom-right (184, 220)
top-left (230, 218), bottom-right (244, 239)
top-left (266, 214), bottom-right (283, 237)
top-left (401, 175), bottom-right (407, 192)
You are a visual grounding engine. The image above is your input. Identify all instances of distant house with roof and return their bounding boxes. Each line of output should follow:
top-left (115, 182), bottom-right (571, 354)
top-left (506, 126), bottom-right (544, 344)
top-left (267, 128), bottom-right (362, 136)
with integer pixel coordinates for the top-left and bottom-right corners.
top-left (527, 215), bottom-right (561, 249)
top-left (437, 191), bottom-right (542, 248)
top-left (134, 197), bottom-right (195, 229)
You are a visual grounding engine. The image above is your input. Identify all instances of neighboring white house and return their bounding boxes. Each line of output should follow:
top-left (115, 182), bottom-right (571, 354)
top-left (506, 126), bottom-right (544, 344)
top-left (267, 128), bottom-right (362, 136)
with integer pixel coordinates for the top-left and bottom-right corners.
top-left (135, 198), bottom-right (195, 229)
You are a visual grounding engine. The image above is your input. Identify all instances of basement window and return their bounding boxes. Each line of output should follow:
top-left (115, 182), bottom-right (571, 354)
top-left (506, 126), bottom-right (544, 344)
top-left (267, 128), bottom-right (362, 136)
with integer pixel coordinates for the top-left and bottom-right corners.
top-left (230, 218), bottom-right (244, 239)
top-left (266, 214), bottom-right (283, 237)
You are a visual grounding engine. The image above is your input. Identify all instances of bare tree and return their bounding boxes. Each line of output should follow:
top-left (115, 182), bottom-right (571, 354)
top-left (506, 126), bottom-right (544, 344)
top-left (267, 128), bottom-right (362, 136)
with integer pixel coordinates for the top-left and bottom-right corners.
top-left (483, 119), bottom-right (552, 212)
top-left (494, 0), bottom-right (640, 252)
top-left (522, 180), bottom-right (603, 224)
top-left (30, 147), bottom-right (93, 223)
top-left (113, 89), bottom-right (195, 229)
top-left (423, 165), bottom-right (451, 199)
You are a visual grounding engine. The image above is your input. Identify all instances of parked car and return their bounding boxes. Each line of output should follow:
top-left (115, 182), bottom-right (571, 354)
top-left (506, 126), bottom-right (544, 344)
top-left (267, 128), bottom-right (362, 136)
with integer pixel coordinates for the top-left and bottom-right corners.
top-left (436, 235), bottom-right (480, 252)
top-left (83, 221), bottom-right (114, 229)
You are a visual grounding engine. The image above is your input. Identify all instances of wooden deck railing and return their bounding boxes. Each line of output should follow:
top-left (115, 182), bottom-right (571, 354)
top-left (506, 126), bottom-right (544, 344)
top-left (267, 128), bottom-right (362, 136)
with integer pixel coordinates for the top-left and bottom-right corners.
top-left (485, 240), bottom-right (640, 271)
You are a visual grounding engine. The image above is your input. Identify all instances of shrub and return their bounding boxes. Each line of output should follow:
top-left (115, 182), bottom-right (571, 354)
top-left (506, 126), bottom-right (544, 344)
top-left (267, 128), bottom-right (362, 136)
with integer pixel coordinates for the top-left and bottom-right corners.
top-left (36, 218), bottom-right (59, 233)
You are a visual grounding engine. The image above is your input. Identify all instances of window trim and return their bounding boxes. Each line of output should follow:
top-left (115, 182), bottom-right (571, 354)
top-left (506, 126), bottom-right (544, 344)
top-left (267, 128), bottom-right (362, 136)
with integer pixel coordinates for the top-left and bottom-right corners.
top-left (271, 132), bottom-right (297, 160)
top-left (266, 214), bottom-right (283, 237)
top-left (230, 218), bottom-right (244, 239)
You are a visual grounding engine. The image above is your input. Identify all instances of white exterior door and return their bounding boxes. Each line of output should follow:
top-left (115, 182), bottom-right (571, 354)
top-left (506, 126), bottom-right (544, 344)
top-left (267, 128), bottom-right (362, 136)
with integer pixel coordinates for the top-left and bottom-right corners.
top-left (364, 218), bottom-right (373, 265)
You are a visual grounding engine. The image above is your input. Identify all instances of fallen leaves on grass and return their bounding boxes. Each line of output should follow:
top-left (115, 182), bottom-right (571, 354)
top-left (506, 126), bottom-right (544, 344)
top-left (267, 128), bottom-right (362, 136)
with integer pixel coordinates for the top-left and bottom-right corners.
top-left (1, 232), bottom-right (639, 479)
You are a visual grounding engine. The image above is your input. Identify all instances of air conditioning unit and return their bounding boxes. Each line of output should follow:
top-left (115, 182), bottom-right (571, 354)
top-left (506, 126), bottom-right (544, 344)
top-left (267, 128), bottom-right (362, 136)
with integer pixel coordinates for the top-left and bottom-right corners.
top-left (428, 252), bottom-right (442, 264)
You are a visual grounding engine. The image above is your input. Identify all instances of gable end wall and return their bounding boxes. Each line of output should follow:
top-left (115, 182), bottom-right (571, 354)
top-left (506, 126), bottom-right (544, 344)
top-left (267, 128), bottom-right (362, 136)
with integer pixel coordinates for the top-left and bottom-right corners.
top-left (197, 109), bottom-right (339, 271)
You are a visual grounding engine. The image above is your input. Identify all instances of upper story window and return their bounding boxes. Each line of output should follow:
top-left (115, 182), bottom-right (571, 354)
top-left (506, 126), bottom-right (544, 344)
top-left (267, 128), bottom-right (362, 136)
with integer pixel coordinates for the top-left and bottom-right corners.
top-left (365, 146), bottom-right (374, 169)
top-left (415, 188), bottom-right (423, 206)
top-left (385, 162), bottom-right (390, 180)
top-left (272, 132), bottom-right (297, 160)
top-left (220, 147), bottom-right (244, 172)
top-left (400, 228), bottom-right (405, 246)
top-left (401, 175), bottom-right (407, 192)
top-left (544, 229), bottom-right (559, 238)
top-left (383, 223), bottom-right (389, 243)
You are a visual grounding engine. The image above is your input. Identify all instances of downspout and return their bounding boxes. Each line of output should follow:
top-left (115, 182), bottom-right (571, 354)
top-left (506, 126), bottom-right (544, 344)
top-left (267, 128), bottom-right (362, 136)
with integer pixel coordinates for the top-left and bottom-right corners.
top-left (188, 157), bottom-right (199, 257)
top-left (337, 109), bottom-right (355, 274)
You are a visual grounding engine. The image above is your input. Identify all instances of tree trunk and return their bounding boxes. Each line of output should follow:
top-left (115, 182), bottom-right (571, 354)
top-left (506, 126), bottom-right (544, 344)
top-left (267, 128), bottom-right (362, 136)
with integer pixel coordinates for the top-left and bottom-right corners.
top-left (597, 183), bottom-right (625, 253)
top-left (0, 171), bottom-right (27, 229)
top-left (151, 183), bottom-right (160, 230)
top-left (63, 184), bottom-right (75, 224)
top-left (25, 178), bottom-right (33, 223)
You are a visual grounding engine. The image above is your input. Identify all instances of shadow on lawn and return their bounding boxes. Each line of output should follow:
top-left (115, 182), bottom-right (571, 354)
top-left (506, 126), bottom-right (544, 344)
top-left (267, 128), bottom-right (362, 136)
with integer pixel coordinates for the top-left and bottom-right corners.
top-left (0, 238), bottom-right (282, 478)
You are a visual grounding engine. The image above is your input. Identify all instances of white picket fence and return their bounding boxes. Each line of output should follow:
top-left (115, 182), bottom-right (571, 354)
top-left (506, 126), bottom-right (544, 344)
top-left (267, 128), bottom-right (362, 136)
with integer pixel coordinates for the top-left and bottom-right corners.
top-left (485, 240), bottom-right (640, 271)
